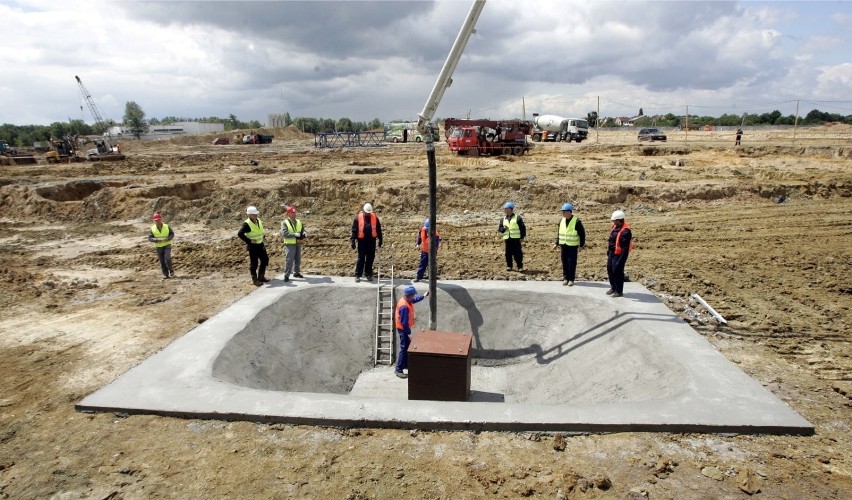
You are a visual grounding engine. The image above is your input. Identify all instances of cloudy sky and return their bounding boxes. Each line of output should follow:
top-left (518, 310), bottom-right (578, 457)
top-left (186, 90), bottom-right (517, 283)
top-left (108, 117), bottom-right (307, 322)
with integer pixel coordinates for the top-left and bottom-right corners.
top-left (1, 0), bottom-right (850, 126)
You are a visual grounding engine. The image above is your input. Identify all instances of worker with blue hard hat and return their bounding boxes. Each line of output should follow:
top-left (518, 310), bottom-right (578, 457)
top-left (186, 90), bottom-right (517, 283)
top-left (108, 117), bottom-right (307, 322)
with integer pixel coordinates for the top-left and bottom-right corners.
top-left (415, 218), bottom-right (441, 282)
top-left (552, 202), bottom-right (586, 286)
top-left (394, 285), bottom-right (429, 378)
top-left (498, 201), bottom-right (526, 273)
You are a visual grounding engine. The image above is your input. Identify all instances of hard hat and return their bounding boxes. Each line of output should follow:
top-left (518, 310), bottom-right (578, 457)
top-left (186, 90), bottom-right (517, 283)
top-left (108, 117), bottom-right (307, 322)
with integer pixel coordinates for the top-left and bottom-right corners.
top-left (423, 218), bottom-right (430, 228)
top-left (404, 285), bottom-right (417, 296)
top-left (152, 212), bottom-right (162, 221)
top-left (246, 206), bottom-right (259, 215)
top-left (286, 206), bottom-right (296, 215)
top-left (363, 203), bottom-right (373, 213)
top-left (561, 203), bottom-right (574, 212)
top-left (611, 210), bottom-right (626, 221)
top-left (503, 201), bottom-right (515, 209)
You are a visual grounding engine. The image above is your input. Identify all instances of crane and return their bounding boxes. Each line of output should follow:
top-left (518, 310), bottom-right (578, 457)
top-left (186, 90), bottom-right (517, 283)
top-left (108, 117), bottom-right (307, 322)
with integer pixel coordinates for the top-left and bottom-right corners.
top-left (75, 75), bottom-right (122, 159)
top-left (416, 0), bottom-right (486, 329)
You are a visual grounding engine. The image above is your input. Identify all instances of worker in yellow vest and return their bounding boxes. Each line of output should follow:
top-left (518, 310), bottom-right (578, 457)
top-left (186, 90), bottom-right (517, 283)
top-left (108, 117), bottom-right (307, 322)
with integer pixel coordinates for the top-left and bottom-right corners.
top-left (237, 205), bottom-right (269, 286)
top-left (147, 212), bottom-right (175, 279)
top-left (497, 201), bottom-right (526, 272)
top-left (552, 203), bottom-right (586, 286)
top-left (280, 205), bottom-right (306, 282)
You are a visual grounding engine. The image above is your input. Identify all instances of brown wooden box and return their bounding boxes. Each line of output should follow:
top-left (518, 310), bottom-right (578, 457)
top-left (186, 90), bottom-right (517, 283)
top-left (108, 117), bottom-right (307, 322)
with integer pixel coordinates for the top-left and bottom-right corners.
top-left (407, 330), bottom-right (472, 401)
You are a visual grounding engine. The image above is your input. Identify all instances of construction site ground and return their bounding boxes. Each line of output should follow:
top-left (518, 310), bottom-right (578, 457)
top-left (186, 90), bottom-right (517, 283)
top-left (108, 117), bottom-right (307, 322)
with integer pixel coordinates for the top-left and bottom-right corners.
top-left (0, 126), bottom-right (850, 498)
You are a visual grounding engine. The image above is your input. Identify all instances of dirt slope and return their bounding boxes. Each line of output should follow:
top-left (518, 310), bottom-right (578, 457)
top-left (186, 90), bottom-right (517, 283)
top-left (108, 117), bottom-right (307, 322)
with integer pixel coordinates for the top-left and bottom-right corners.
top-left (0, 129), bottom-right (850, 498)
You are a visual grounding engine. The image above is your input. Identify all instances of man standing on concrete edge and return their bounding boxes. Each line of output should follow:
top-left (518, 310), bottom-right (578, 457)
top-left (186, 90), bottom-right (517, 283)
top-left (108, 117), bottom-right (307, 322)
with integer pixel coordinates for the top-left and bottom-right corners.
top-left (415, 218), bottom-right (441, 282)
top-left (147, 212), bottom-right (175, 279)
top-left (394, 285), bottom-right (429, 378)
top-left (498, 201), bottom-right (526, 273)
top-left (237, 205), bottom-right (269, 286)
top-left (552, 203), bottom-right (585, 286)
top-left (351, 202), bottom-right (382, 282)
top-left (281, 205), bottom-right (306, 282)
top-left (606, 210), bottom-right (633, 298)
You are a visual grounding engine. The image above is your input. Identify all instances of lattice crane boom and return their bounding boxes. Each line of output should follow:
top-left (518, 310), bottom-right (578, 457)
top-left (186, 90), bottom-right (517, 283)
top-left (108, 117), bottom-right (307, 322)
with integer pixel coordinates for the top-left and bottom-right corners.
top-left (75, 75), bottom-right (108, 132)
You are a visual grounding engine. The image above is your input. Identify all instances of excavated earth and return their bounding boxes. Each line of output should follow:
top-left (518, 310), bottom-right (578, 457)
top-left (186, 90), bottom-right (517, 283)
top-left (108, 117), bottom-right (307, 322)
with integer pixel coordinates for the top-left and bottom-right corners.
top-left (0, 126), bottom-right (850, 498)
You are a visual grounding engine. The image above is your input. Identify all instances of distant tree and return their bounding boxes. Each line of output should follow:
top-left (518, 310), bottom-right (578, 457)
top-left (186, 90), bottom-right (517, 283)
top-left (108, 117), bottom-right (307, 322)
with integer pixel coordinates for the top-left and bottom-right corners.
top-left (148, 117), bottom-right (161, 125)
top-left (68, 119), bottom-right (91, 136)
top-left (336, 118), bottom-right (353, 131)
top-left (227, 114), bottom-right (240, 130)
top-left (638, 108), bottom-right (644, 116)
top-left (369, 118), bottom-right (382, 130)
top-left (283, 112), bottom-right (292, 126)
top-left (123, 102), bottom-right (148, 139)
top-left (586, 111), bottom-right (598, 127)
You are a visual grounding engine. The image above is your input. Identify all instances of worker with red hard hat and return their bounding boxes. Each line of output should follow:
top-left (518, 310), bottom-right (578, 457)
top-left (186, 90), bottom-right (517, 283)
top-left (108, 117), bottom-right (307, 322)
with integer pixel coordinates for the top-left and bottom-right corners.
top-left (237, 205), bottom-right (269, 286)
top-left (147, 212), bottom-right (175, 279)
top-left (280, 205), bottom-right (306, 282)
top-left (393, 285), bottom-right (429, 379)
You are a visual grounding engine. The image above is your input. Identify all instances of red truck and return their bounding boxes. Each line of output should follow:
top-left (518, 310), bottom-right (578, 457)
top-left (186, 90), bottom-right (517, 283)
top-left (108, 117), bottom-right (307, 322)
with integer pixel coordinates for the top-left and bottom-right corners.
top-left (444, 119), bottom-right (532, 156)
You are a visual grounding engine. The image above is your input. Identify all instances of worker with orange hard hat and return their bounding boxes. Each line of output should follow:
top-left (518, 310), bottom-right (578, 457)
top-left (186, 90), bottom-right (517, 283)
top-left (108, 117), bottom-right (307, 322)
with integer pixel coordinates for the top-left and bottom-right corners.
top-left (280, 205), bottom-right (306, 282)
top-left (147, 212), bottom-right (175, 279)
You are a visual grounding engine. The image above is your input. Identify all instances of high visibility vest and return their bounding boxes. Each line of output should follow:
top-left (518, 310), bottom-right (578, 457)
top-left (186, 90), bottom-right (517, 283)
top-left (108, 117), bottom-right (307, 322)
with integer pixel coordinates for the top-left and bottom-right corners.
top-left (419, 227), bottom-right (440, 253)
top-left (558, 217), bottom-right (580, 246)
top-left (611, 222), bottom-right (634, 255)
top-left (245, 218), bottom-right (264, 244)
top-left (502, 214), bottom-right (521, 239)
top-left (357, 212), bottom-right (378, 239)
top-left (395, 297), bottom-right (414, 330)
top-left (281, 218), bottom-right (303, 245)
top-left (151, 223), bottom-right (171, 248)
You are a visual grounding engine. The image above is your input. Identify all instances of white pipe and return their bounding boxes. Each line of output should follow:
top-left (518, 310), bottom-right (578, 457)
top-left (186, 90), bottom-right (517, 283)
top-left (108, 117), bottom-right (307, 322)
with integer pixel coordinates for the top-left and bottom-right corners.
top-left (691, 293), bottom-right (727, 324)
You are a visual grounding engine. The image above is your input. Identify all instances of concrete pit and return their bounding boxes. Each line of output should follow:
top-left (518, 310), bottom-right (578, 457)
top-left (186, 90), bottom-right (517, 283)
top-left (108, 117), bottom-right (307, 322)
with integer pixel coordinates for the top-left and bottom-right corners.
top-left (78, 279), bottom-right (813, 434)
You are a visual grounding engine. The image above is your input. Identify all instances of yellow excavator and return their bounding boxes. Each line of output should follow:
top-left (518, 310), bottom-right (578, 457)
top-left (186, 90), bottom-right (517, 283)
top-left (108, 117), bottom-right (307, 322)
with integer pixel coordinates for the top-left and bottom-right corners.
top-left (44, 136), bottom-right (85, 164)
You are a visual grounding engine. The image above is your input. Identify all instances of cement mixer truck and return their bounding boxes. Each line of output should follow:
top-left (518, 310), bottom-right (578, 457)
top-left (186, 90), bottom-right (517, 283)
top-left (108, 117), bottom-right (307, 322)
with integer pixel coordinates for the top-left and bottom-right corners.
top-left (531, 113), bottom-right (589, 143)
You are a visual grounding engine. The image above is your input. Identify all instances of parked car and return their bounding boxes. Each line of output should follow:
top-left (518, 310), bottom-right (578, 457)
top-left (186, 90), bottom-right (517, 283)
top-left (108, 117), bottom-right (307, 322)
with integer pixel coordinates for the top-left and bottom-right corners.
top-left (212, 137), bottom-right (230, 145)
top-left (638, 128), bottom-right (667, 142)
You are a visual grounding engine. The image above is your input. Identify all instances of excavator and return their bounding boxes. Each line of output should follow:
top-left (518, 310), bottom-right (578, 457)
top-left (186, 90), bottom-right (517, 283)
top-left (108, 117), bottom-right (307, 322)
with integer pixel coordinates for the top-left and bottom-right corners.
top-left (44, 136), bottom-right (85, 164)
top-left (75, 75), bottom-right (125, 161)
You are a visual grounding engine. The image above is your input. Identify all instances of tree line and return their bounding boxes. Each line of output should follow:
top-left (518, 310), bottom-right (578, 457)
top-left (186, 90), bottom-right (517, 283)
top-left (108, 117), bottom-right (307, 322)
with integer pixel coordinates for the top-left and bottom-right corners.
top-left (587, 109), bottom-right (850, 128)
top-left (4, 102), bottom-right (848, 147)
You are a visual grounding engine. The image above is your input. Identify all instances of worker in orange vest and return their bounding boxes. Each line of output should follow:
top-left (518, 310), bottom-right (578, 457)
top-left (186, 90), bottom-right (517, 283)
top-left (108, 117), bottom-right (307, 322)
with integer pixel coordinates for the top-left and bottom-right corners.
top-left (394, 285), bottom-right (429, 378)
top-left (606, 210), bottom-right (633, 298)
top-left (415, 218), bottom-right (441, 282)
top-left (350, 203), bottom-right (383, 282)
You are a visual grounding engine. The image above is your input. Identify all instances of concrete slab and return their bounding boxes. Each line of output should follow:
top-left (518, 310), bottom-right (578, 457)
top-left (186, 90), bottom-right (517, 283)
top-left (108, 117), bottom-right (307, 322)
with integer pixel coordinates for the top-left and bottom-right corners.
top-left (77, 278), bottom-right (813, 434)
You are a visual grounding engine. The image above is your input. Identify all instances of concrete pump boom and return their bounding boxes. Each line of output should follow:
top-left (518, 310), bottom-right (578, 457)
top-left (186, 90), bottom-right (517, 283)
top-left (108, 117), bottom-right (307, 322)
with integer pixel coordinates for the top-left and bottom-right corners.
top-left (417, 0), bottom-right (485, 330)
top-left (416, 0), bottom-right (485, 136)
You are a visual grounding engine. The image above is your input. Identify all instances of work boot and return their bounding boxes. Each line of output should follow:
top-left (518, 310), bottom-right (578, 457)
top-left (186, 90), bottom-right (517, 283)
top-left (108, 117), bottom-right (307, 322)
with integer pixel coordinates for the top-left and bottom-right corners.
top-left (284, 275), bottom-right (290, 282)
top-left (293, 273), bottom-right (304, 279)
top-left (394, 371), bottom-right (408, 379)
top-left (258, 273), bottom-right (270, 283)
top-left (562, 280), bottom-right (568, 286)
top-left (605, 289), bottom-right (615, 295)
top-left (355, 276), bottom-right (361, 283)
top-left (567, 281), bottom-right (574, 286)
top-left (251, 273), bottom-right (262, 286)
top-left (611, 292), bottom-right (623, 298)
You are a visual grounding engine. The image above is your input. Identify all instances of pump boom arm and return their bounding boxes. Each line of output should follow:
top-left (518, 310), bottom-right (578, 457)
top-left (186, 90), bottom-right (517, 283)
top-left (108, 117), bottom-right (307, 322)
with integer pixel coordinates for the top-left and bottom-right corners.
top-left (416, 0), bottom-right (485, 135)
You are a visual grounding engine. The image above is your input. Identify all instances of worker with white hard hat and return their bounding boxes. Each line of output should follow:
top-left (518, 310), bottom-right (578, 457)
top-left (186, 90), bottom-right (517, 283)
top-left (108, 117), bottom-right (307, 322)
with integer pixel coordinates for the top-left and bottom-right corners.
top-left (415, 218), bottom-right (441, 282)
top-left (552, 203), bottom-right (586, 286)
top-left (498, 201), bottom-right (526, 273)
top-left (606, 209), bottom-right (633, 298)
top-left (350, 202), bottom-right (383, 282)
top-left (147, 212), bottom-right (175, 279)
top-left (280, 205), bottom-right (306, 282)
top-left (237, 205), bottom-right (269, 286)
top-left (393, 285), bottom-right (429, 379)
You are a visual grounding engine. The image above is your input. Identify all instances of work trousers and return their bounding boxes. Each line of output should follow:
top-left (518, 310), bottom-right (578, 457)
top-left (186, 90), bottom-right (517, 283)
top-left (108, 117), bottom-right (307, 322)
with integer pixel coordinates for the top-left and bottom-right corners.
top-left (355, 238), bottom-right (377, 278)
top-left (396, 329), bottom-right (411, 373)
top-left (504, 238), bottom-right (523, 269)
top-left (156, 246), bottom-right (174, 277)
top-left (284, 243), bottom-right (301, 276)
top-left (248, 243), bottom-right (269, 279)
top-left (607, 253), bottom-right (628, 294)
top-left (416, 251), bottom-right (430, 280)
top-left (560, 245), bottom-right (579, 281)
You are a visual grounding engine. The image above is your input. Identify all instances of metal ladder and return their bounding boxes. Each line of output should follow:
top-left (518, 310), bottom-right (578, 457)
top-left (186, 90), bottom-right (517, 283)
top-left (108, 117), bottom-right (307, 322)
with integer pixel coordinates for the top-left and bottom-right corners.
top-left (374, 245), bottom-right (396, 366)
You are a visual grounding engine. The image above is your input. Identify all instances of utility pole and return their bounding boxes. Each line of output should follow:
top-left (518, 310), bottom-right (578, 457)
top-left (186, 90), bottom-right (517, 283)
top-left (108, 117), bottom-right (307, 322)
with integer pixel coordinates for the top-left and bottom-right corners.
top-left (596, 96), bottom-right (600, 143)
top-left (793, 99), bottom-right (800, 145)
top-left (685, 105), bottom-right (689, 144)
